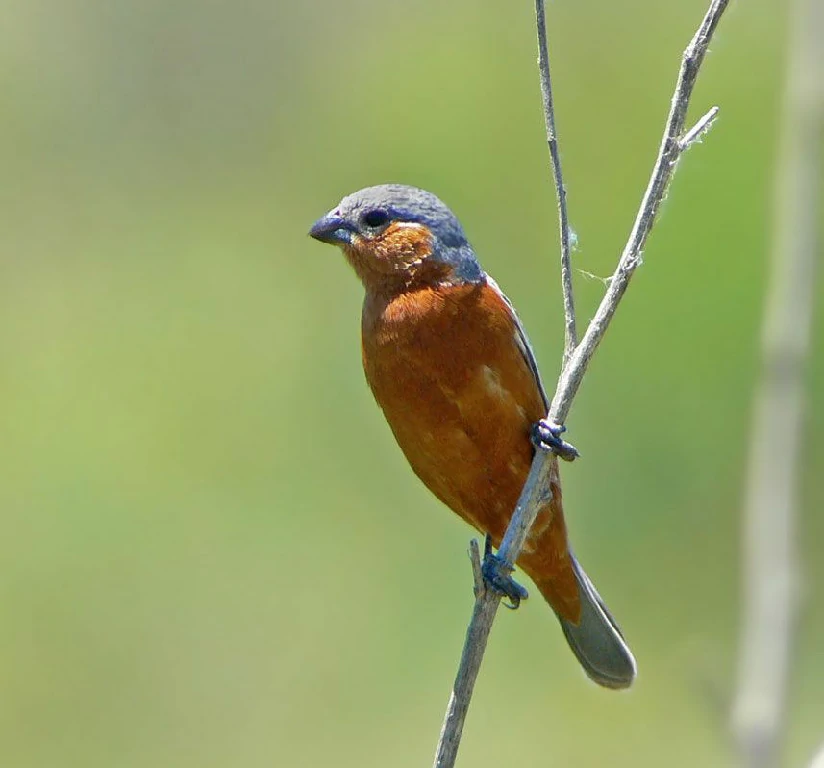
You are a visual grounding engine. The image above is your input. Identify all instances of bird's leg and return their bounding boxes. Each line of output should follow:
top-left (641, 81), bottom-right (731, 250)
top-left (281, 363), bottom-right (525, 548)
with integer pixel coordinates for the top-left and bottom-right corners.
top-left (481, 534), bottom-right (529, 610)
top-left (531, 419), bottom-right (579, 462)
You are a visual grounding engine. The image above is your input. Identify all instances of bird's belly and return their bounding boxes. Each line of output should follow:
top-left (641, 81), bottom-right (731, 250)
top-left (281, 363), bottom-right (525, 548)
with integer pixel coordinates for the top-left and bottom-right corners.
top-left (364, 328), bottom-right (540, 539)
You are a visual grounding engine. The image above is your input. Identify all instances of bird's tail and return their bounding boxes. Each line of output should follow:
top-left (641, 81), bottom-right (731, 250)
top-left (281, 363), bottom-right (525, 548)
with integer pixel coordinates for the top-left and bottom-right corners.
top-left (538, 556), bottom-right (637, 689)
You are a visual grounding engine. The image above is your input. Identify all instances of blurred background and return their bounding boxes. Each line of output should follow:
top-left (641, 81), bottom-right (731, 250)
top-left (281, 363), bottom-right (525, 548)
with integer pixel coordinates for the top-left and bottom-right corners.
top-left (1, 0), bottom-right (821, 766)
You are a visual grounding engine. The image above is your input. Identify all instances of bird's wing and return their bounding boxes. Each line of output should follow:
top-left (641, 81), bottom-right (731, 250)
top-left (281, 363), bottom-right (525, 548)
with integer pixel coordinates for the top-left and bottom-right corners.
top-left (485, 275), bottom-right (551, 412)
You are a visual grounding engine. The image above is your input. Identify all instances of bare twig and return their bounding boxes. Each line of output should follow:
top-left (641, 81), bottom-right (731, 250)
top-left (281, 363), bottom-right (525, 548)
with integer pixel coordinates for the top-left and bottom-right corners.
top-left (730, 0), bottom-right (823, 765)
top-left (679, 105), bottom-right (720, 151)
top-left (433, 2), bottom-right (729, 766)
top-left (536, 0), bottom-right (577, 366)
top-left (468, 539), bottom-right (484, 598)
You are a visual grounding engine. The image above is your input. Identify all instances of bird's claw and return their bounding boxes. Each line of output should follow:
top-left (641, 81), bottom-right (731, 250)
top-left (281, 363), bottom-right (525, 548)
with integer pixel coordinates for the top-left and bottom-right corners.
top-left (481, 535), bottom-right (528, 610)
top-left (531, 419), bottom-right (580, 462)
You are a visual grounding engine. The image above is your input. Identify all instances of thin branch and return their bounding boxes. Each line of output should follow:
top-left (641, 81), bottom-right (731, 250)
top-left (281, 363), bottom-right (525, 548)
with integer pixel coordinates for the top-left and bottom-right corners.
top-left (730, 0), bottom-right (823, 764)
top-left (434, 580), bottom-right (500, 765)
top-left (679, 105), bottom-right (720, 150)
top-left (536, 0), bottom-right (577, 367)
top-left (433, 2), bottom-right (729, 766)
top-left (468, 539), bottom-right (484, 598)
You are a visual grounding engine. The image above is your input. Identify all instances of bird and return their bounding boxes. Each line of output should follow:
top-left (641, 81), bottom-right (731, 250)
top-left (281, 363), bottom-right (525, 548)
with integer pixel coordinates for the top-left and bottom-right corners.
top-left (309, 184), bottom-right (636, 689)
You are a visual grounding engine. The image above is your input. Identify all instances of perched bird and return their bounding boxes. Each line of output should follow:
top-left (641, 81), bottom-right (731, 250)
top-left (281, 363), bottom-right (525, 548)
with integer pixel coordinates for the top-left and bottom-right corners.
top-left (309, 184), bottom-right (636, 689)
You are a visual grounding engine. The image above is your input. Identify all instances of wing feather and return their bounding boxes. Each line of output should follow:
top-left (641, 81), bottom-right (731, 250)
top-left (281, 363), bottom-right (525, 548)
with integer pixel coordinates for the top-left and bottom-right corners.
top-left (484, 275), bottom-right (550, 412)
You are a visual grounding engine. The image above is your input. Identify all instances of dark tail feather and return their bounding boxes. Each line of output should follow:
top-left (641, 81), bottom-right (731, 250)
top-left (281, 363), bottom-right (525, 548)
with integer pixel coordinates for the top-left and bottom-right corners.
top-left (557, 555), bottom-right (636, 689)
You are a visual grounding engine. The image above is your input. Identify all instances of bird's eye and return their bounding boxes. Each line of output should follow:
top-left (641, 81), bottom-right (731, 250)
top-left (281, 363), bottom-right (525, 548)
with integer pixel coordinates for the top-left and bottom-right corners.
top-left (362, 209), bottom-right (390, 229)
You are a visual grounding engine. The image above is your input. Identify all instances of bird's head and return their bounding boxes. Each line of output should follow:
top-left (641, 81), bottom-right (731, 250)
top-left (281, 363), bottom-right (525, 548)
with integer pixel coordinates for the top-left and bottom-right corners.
top-left (309, 184), bottom-right (483, 292)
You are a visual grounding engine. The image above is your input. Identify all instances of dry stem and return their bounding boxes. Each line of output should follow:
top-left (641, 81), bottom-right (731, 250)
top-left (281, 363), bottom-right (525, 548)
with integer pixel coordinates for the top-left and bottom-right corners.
top-left (535, 0), bottom-right (577, 367)
top-left (730, 0), bottom-right (823, 764)
top-left (433, 2), bottom-right (730, 766)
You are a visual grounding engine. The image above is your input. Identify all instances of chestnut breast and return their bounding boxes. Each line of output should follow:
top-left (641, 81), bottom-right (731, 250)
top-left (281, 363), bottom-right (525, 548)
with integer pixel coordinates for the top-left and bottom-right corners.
top-left (360, 279), bottom-right (546, 539)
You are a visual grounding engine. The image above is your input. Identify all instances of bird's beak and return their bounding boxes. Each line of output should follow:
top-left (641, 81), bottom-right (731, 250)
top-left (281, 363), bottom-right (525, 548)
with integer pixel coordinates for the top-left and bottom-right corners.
top-left (309, 213), bottom-right (355, 246)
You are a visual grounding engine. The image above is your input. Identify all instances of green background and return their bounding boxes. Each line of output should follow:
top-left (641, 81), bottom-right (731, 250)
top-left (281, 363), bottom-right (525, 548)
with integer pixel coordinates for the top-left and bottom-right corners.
top-left (1, 0), bottom-right (821, 766)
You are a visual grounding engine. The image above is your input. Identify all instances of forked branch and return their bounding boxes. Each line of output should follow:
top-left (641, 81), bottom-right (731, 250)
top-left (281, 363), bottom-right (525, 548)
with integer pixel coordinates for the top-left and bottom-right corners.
top-left (433, 2), bottom-right (730, 766)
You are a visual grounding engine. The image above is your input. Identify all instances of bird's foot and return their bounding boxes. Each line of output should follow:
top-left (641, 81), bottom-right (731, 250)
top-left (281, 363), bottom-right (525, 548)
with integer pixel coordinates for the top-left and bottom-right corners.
top-left (531, 419), bottom-right (579, 462)
top-left (481, 535), bottom-right (528, 610)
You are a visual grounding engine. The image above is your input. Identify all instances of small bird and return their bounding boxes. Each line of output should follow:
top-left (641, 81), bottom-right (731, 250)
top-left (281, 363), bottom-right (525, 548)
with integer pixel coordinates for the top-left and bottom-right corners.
top-left (310, 184), bottom-right (636, 689)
